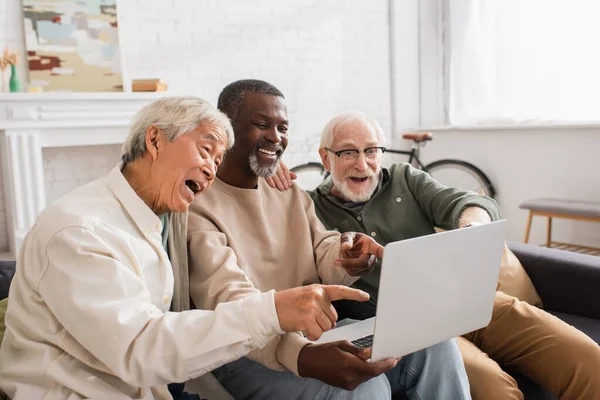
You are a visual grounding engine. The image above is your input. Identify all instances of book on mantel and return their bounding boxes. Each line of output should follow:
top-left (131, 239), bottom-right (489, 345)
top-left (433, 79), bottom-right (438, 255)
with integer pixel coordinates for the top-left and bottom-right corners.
top-left (132, 79), bottom-right (167, 92)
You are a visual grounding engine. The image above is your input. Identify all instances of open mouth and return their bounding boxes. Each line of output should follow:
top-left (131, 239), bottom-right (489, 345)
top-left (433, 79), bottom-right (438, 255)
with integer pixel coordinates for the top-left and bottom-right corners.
top-left (185, 179), bottom-right (201, 196)
top-left (349, 177), bottom-right (369, 183)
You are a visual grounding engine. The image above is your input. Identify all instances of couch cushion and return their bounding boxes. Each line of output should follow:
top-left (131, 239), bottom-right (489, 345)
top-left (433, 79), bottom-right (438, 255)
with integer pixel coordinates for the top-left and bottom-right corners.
top-left (550, 311), bottom-right (600, 344)
top-left (0, 261), bottom-right (16, 301)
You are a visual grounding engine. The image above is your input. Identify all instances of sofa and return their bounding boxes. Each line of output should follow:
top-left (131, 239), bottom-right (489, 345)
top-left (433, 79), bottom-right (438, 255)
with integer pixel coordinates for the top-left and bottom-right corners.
top-left (0, 241), bottom-right (599, 399)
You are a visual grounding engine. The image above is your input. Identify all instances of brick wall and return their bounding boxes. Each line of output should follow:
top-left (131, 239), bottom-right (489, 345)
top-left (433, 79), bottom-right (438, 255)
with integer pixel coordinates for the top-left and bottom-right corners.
top-left (43, 145), bottom-right (123, 204)
top-left (0, 0), bottom-right (392, 252)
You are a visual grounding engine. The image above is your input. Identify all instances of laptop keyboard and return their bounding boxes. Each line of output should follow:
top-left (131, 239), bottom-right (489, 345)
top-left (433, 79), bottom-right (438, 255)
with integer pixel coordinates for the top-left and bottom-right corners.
top-left (351, 334), bottom-right (374, 347)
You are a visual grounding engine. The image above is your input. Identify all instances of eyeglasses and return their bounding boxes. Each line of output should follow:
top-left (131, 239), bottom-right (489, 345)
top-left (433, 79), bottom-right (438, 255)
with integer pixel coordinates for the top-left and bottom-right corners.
top-left (325, 147), bottom-right (386, 162)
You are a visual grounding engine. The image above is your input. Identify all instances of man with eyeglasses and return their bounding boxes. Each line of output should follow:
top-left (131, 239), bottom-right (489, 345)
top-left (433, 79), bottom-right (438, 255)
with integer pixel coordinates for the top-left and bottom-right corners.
top-left (306, 110), bottom-right (499, 321)
top-left (320, 145), bottom-right (387, 202)
top-left (186, 80), bottom-right (472, 399)
top-left (269, 111), bottom-right (600, 400)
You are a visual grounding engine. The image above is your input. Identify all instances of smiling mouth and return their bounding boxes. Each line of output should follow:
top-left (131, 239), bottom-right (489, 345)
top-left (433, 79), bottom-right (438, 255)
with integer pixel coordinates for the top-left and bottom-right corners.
top-left (185, 180), bottom-right (201, 195)
top-left (258, 148), bottom-right (279, 156)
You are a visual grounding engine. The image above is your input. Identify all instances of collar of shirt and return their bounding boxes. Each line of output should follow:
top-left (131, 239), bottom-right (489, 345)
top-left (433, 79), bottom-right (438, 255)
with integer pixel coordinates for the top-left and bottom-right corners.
top-left (107, 163), bottom-right (163, 237)
top-left (211, 176), bottom-right (263, 201)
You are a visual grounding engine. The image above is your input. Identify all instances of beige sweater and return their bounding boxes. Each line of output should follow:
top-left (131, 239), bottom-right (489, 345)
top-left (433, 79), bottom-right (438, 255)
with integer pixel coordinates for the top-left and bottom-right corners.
top-left (188, 178), bottom-right (357, 375)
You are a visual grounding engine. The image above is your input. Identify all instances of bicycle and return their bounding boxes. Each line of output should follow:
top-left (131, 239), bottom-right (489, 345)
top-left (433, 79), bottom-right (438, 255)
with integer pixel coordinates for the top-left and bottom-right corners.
top-left (290, 132), bottom-right (496, 198)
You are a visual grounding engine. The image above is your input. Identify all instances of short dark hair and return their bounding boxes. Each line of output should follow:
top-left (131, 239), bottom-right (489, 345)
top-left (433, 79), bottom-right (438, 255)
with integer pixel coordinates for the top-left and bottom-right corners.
top-left (217, 79), bottom-right (284, 120)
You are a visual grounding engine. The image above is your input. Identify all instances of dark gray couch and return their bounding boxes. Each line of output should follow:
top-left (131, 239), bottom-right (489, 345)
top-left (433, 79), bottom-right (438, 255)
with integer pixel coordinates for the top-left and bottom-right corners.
top-left (0, 242), bottom-right (599, 399)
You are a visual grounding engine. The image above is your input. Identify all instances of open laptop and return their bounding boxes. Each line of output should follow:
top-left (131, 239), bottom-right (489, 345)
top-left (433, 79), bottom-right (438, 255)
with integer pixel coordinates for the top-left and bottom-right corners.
top-left (313, 220), bottom-right (507, 363)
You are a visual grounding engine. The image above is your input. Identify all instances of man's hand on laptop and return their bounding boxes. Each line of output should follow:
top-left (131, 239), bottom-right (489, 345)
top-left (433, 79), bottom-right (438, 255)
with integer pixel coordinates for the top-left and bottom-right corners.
top-left (274, 285), bottom-right (369, 340)
top-left (335, 232), bottom-right (384, 276)
top-left (297, 341), bottom-right (398, 391)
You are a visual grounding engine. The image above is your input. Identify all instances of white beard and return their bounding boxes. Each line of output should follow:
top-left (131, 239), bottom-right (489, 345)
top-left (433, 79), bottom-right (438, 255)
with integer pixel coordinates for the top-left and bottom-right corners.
top-left (331, 173), bottom-right (378, 202)
top-left (249, 151), bottom-right (280, 178)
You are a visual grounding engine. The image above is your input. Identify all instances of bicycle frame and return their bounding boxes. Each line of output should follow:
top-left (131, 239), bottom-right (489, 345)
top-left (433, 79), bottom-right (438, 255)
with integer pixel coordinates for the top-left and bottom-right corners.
top-left (385, 147), bottom-right (430, 173)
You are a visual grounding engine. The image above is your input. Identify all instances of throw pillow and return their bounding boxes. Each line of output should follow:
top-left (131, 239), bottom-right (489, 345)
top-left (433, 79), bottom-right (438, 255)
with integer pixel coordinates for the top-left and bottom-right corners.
top-left (497, 244), bottom-right (543, 308)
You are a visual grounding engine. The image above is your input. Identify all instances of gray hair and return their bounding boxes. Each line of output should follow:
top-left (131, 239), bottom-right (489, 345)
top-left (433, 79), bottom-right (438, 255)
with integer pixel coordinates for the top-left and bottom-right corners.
top-left (121, 96), bottom-right (234, 164)
top-left (320, 111), bottom-right (386, 149)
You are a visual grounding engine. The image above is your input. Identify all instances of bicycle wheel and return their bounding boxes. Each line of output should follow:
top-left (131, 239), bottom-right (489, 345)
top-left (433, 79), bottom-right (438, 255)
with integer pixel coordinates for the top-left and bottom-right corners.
top-left (291, 162), bottom-right (328, 191)
top-left (424, 159), bottom-right (496, 198)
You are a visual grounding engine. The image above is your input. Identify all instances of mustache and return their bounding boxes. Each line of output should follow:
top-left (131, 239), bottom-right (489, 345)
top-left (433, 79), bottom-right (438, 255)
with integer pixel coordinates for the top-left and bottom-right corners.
top-left (346, 171), bottom-right (376, 179)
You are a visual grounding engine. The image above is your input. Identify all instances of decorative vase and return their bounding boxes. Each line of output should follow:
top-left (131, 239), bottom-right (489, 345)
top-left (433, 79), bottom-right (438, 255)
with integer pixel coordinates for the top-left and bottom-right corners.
top-left (9, 64), bottom-right (21, 93)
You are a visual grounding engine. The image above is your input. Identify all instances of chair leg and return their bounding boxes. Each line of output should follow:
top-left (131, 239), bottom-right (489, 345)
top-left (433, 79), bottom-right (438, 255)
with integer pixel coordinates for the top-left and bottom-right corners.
top-left (547, 217), bottom-right (553, 247)
top-left (524, 211), bottom-right (533, 243)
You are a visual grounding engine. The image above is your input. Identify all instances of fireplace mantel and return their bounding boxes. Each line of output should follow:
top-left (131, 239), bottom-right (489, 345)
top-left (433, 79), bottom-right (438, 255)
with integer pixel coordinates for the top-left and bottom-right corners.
top-left (0, 92), bottom-right (169, 256)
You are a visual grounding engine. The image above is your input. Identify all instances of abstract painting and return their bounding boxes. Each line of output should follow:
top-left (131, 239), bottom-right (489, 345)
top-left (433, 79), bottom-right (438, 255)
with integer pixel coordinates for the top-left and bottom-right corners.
top-left (22, 0), bottom-right (123, 92)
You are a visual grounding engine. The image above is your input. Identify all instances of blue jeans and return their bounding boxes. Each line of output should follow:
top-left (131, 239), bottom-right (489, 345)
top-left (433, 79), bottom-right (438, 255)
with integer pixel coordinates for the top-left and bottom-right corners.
top-left (212, 319), bottom-right (471, 400)
top-left (385, 338), bottom-right (471, 399)
top-left (213, 357), bottom-right (391, 400)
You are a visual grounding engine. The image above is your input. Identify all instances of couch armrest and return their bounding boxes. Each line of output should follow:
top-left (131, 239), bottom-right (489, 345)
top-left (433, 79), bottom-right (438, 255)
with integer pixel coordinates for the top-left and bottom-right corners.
top-left (507, 241), bottom-right (600, 319)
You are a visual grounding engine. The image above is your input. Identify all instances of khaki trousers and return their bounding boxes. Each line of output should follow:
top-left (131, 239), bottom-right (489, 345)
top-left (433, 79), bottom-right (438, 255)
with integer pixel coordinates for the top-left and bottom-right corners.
top-left (460, 291), bottom-right (600, 400)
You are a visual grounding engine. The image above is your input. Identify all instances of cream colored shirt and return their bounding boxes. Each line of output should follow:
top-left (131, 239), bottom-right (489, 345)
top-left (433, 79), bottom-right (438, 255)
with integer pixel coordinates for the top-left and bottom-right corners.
top-left (188, 178), bottom-right (357, 376)
top-left (0, 165), bottom-right (283, 400)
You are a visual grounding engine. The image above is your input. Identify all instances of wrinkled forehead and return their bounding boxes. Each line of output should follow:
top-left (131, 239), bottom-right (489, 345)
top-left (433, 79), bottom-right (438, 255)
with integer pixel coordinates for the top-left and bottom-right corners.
top-left (204, 128), bottom-right (228, 146)
top-left (191, 124), bottom-right (229, 151)
top-left (333, 118), bottom-right (380, 148)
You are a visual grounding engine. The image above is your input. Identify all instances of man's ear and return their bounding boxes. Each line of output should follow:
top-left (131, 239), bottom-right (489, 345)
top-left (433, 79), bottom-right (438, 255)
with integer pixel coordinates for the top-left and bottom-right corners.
top-left (145, 126), bottom-right (164, 161)
top-left (318, 148), bottom-right (331, 172)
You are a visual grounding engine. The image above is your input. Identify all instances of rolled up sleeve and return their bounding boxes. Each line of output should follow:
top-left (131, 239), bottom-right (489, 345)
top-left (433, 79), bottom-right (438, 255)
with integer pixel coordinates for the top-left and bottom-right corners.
top-left (404, 164), bottom-right (501, 230)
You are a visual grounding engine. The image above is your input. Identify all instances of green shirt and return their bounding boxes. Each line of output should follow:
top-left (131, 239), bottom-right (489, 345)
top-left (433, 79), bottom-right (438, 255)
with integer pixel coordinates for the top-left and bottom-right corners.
top-left (308, 162), bottom-right (501, 303)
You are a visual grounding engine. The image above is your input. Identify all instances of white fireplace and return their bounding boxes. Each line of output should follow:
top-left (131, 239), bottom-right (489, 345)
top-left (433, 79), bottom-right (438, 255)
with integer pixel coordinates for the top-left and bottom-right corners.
top-left (0, 92), bottom-right (166, 257)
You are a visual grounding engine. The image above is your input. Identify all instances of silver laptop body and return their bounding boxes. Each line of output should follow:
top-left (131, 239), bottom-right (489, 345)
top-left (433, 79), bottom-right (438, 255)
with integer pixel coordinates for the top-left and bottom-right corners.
top-left (313, 220), bottom-right (507, 363)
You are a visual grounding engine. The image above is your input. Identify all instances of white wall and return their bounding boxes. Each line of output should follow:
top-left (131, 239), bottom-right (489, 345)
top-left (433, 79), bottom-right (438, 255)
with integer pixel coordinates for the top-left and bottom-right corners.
top-left (43, 145), bottom-right (123, 204)
top-left (389, 0), bottom-right (600, 249)
top-left (2, 0), bottom-right (598, 253)
top-left (393, 127), bottom-right (600, 248)
top-left (0, 0), bottom-right (392, 252)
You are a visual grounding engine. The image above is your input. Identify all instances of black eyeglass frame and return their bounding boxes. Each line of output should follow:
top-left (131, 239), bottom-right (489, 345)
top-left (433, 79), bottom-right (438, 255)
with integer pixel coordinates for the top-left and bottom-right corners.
top-left (324, 146), bottom-right (387, 158)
